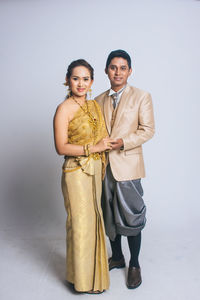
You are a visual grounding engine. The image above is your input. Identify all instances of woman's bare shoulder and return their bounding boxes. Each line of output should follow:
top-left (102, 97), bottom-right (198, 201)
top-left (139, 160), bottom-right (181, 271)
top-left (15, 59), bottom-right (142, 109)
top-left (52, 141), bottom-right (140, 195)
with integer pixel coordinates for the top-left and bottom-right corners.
top-left (56, 98), bottom-right (74, 114)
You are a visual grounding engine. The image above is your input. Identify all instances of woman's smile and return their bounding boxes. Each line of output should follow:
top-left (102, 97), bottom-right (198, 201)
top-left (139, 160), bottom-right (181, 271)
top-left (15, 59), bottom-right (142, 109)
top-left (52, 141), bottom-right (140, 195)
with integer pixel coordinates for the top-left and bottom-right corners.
top-left (77, 88), bottom-right (85, 92)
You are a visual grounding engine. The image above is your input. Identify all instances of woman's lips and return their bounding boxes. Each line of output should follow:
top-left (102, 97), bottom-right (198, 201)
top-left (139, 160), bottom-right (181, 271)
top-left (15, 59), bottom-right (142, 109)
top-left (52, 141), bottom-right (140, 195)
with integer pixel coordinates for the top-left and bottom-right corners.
top-left (77, 88), bottom-right (85, 92)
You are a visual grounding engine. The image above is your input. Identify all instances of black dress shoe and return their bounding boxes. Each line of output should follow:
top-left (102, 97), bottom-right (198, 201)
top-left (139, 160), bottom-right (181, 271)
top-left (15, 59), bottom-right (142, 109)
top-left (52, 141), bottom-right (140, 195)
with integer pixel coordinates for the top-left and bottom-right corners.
top-left (127, 267), bottom-right (142, 289)
top-left (108, 257), bottom-right (125, 271)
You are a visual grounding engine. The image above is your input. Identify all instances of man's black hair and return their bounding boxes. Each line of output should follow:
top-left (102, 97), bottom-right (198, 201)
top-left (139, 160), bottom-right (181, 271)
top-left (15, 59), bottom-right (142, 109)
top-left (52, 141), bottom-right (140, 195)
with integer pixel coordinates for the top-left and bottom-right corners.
top-left (105, 49), bottom-right (131, 69)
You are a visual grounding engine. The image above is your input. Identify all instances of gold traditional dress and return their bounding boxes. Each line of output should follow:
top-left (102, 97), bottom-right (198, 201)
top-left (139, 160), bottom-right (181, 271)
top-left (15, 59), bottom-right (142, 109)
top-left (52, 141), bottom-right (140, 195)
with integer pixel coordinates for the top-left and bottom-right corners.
top-left (61, 100), bottom-right (110, 292)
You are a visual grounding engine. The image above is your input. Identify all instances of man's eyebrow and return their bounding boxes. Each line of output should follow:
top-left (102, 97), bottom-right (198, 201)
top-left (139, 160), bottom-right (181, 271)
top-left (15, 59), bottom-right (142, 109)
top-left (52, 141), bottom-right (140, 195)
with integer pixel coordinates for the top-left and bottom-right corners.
top-left (109, 64), bottom-right (127, 67)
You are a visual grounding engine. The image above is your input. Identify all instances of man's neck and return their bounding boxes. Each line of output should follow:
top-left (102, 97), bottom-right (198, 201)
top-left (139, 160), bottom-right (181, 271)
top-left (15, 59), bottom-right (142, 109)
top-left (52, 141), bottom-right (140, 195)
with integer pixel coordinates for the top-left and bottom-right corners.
top-left (111, 84), bottom-right (127, 93)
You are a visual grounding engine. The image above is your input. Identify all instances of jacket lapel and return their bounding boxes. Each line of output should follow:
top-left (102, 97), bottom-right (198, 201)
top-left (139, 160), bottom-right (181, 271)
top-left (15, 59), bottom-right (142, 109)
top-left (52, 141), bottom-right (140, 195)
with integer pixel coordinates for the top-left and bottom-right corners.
top-left (103, 92), bottom-right (113, 134)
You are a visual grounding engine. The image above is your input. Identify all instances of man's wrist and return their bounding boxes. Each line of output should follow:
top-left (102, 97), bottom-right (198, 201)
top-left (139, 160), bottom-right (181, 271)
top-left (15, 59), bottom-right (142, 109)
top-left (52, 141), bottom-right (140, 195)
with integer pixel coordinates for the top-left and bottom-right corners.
top-left (119, 138), bottom-right (124, 151)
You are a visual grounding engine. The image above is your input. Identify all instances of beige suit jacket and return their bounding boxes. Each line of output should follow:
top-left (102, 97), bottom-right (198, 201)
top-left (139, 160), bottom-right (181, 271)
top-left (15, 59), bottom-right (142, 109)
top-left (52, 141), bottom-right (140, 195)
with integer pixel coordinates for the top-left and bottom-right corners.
top-left (95, 84), bottom-right (155, 181)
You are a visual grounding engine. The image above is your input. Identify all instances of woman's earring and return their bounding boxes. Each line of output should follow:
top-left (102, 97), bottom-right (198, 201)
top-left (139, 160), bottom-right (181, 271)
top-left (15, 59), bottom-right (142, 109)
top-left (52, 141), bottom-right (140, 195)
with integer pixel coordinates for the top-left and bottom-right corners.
top-left (63, 81), bottom-right (71, 98)
top-left (67, 88), bottom-right (71, 98)
top-left (89, 88), bottom-right (92, 99)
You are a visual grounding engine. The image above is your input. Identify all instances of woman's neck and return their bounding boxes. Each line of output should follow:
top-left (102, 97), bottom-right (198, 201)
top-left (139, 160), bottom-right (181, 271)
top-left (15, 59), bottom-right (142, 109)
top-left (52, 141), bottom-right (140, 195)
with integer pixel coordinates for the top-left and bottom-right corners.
top-left (72, 94), bottom-right (86, 106)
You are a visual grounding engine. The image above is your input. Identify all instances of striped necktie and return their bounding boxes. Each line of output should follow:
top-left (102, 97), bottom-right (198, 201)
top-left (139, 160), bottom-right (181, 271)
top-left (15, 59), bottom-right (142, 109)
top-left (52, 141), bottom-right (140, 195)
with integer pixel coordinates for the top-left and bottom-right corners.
top-left (111, 85), bottom-right (126, 109)
top-left (111, 92), bottom-right (119, 109)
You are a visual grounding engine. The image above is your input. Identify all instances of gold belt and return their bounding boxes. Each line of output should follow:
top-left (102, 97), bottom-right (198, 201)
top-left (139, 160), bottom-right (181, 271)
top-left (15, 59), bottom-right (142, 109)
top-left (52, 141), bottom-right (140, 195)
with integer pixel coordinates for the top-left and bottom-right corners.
top-left (62, 153), bottom-right (101, 173)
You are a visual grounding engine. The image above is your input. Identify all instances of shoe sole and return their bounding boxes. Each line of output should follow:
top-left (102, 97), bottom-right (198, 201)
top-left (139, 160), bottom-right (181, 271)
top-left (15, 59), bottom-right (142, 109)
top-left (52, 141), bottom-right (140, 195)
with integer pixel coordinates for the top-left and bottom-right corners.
top-left (85, 290), bottom-right (105, 294)
top-left (109, 263), bottom-right (126, 271)
top-left (127, 281), bottom-right (142, 289)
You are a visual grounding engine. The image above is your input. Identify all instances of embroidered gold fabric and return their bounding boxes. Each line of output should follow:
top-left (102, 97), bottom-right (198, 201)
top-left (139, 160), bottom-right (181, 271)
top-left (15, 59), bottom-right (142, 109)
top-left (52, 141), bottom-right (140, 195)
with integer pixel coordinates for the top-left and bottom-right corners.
top-left (62, 100), bottom-right (107, 178)
top-left (61, 100), bottom-right (109, 292)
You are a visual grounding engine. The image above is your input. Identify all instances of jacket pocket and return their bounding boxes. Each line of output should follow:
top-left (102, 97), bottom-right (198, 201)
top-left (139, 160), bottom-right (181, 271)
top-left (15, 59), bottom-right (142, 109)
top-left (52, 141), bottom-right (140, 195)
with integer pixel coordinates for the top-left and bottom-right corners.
top-left (124, 147), bottom-right (142, 155)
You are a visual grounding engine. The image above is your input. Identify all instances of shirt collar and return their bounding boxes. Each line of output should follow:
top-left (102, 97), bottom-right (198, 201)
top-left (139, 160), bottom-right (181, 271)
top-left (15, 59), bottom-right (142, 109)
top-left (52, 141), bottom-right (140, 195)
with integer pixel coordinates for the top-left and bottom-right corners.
top-left (108, 84), bottom-right (127, 96)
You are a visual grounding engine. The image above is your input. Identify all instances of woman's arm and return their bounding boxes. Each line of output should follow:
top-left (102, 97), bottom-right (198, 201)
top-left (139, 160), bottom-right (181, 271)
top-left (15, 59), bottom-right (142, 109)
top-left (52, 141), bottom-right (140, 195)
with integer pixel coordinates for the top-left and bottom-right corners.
top-left (53, 102), bottom-right (113, 156)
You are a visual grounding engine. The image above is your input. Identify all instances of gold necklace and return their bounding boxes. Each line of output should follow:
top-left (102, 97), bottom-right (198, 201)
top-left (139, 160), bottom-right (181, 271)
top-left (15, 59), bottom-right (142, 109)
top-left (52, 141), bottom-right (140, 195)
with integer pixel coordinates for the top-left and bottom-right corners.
top-left (72, 96), bottom-right (97, 130)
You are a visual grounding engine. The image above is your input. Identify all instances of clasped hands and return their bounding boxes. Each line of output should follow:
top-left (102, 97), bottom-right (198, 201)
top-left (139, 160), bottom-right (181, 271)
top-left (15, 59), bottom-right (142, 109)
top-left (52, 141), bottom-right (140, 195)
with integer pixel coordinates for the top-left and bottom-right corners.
top-left (97, 137), bottom-right (124, 152)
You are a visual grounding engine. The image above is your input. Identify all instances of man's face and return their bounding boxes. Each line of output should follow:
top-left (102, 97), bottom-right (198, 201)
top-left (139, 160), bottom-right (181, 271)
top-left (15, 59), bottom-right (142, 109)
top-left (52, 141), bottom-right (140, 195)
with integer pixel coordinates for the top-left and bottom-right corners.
top-left (106, 57), bottom-right (132, 91)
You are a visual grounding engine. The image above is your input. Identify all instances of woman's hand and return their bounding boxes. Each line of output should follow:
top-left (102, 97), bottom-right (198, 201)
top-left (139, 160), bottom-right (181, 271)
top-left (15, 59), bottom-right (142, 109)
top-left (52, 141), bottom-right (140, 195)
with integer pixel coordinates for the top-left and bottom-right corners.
top-left (91, 137), bottom-right (114, 153)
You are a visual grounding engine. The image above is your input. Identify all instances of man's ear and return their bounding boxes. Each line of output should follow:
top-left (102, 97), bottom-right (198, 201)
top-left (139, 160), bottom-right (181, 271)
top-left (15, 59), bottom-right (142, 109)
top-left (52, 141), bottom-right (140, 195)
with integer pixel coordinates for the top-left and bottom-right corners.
top-left (129, 68), bottom-right (132, 76)
top-left (105, 68), bottom-right (108, 75)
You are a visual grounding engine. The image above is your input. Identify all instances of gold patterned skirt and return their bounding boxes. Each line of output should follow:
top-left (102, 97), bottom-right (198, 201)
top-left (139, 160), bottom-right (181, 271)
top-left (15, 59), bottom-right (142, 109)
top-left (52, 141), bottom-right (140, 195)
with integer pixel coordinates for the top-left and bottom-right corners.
top-left (61, 156), bottom-right (110, 292)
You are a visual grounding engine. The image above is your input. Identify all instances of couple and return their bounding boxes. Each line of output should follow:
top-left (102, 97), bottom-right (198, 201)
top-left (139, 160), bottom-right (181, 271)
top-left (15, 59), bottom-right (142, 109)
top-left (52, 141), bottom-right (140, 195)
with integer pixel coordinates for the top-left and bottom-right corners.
top-left (53, 50), bottom-right (155, 294)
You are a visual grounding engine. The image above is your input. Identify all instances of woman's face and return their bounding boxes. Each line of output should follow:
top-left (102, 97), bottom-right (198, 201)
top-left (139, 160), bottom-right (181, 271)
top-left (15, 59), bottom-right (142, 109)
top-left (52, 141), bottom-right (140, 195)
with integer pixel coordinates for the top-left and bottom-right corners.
top-left (68, 66), bottom-right (93, 98)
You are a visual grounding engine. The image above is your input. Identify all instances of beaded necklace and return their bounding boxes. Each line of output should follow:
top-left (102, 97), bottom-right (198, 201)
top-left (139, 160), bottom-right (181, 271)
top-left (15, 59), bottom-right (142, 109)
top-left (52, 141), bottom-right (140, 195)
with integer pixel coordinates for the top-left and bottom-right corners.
top-left (72, 96), bottom-right (97, 131)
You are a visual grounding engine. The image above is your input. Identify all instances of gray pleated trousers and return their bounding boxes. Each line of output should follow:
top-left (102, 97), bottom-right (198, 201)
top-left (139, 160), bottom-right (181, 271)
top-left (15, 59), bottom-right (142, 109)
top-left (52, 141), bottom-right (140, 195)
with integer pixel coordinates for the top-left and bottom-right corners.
top-left (102, 164), bottom-right (146, 241)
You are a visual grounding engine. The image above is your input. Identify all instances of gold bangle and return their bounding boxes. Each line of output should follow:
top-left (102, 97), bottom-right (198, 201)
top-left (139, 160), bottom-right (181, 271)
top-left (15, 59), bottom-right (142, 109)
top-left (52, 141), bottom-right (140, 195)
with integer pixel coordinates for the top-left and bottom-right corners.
top-left (84, 144), bottom-right (87, 156)
top-left (86, 144), bottom-right (90, 156)
top-left (87, 144), bottom-right (91, 156)
top-left (84, 144), bottom-right (89, 156)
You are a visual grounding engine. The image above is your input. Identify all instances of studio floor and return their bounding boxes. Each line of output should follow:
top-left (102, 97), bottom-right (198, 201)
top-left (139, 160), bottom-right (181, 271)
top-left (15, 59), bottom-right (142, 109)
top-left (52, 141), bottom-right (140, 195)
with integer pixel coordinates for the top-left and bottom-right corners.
top-left (0, 225), bottom-right (199, 300)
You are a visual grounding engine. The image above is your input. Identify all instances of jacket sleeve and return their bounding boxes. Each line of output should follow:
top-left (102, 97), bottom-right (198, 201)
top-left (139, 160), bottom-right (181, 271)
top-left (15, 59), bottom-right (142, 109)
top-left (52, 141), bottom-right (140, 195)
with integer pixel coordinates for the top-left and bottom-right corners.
top-left (123, 93), bottom-right (155, 151)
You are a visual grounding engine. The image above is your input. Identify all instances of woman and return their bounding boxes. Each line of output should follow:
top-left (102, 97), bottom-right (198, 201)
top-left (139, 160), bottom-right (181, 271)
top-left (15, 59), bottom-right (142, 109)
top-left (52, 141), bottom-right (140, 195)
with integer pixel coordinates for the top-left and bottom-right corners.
top-left (54, 59), bottom-right (113, 293)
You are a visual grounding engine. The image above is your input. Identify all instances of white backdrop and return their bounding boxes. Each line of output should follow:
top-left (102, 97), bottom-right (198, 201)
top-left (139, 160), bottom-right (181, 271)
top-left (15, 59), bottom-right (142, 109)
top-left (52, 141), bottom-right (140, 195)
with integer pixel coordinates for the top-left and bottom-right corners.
top-left (0, 0), bottom-right (200, 294)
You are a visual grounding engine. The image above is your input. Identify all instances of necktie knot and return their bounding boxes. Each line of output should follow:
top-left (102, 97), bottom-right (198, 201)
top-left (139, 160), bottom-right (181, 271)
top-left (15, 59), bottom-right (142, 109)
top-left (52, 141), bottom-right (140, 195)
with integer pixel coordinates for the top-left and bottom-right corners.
top-left (110, 85), bottom-right (127, 109)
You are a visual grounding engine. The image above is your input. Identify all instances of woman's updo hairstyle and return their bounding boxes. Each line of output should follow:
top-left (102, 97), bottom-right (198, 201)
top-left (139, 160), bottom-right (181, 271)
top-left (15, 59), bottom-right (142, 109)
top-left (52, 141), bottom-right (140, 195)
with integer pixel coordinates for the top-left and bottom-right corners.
top-left (64, 59), bottom-right (94, 98)
top-left (66, 59), bottom-right (94, 81)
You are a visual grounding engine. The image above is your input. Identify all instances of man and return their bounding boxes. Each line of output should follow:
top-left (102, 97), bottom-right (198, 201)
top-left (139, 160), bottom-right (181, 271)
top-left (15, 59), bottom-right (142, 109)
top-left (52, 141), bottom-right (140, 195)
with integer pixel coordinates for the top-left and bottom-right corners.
top-left (95, 50), bottom-right (155, 289)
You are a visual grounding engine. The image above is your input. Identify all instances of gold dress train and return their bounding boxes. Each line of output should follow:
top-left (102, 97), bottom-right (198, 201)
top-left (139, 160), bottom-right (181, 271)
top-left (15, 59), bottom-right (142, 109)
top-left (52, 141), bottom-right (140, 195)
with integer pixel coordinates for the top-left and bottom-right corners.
top-left (61, 100), bottom-right (110, 292)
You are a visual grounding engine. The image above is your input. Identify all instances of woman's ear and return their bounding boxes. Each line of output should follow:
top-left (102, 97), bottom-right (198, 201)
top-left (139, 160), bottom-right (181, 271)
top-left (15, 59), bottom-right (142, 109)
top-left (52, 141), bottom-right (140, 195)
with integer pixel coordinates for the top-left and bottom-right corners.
top-left (63, 76), bottom-right (69, 86)
top-left (89, 79), bottom-right (94, 88)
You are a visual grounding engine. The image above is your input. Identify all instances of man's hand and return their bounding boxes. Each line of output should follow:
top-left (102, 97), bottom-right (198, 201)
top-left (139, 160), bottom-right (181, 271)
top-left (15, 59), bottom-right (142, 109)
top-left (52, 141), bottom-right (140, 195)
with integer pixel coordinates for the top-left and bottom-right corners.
top-left (110, 138), bottom-right (124, 150)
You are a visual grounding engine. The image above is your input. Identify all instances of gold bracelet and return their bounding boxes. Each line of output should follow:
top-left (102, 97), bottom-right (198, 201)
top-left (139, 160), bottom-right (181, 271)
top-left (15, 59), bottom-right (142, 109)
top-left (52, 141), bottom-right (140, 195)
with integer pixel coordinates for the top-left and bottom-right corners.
top-left (84, 144), bottom-right (89, 156)
top-left (86, 144), bottom-right (90, 156)
top-left (87, 144), bottom-right (91, 156)
top-left (84, 144), bottom-right (87, 156)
